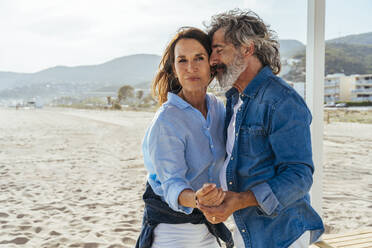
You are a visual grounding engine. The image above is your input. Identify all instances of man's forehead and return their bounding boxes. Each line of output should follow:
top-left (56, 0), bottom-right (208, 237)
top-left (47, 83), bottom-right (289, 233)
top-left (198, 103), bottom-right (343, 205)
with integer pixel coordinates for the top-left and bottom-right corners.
top-left (212, 29), bottom-right (225, 41)
top-left (212, 28), bottom-right (230, 46)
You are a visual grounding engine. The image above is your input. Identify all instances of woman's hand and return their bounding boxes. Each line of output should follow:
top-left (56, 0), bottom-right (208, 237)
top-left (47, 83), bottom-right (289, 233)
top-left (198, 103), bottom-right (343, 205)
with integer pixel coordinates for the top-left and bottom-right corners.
top-left (195, 183), bottom-right (226, 207)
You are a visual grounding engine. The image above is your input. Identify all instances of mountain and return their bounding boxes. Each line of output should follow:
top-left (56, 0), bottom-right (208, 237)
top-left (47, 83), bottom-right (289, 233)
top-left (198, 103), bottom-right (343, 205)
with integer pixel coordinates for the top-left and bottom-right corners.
top-left (0, 54), bottom-right (161, 91)
top-left (1, 32), bottom-right (372, 101)
top-left (0, 71), bottom-right (30, 90)
top-left (282, 32), bottom-right (372, 82)
top-left (279, 39), bottom-right (305, 58)
top-left (327, 32), bottom-right (372, 46)
top-left (0, 40), bottom-right (303, 93)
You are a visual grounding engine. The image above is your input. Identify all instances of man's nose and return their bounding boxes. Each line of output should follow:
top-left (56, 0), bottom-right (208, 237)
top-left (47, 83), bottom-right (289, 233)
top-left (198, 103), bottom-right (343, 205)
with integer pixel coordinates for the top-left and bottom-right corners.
top-left (210, 51), bottom-right (219, 66)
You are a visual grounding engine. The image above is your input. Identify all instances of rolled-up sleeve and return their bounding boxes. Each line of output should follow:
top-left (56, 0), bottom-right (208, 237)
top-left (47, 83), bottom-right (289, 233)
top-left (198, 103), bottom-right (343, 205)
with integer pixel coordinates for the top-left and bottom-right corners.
top-left (147, 121), bottom-right (193, 214)
top-left (256, 94), bottom-right (314, 216)
top-left (250, 182), bottom-right (282, 216)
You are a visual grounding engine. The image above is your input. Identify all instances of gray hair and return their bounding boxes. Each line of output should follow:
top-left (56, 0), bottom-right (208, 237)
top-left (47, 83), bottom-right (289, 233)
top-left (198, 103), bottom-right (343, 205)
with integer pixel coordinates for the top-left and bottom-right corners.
top-left (206, 9), bottom-right (281, 75)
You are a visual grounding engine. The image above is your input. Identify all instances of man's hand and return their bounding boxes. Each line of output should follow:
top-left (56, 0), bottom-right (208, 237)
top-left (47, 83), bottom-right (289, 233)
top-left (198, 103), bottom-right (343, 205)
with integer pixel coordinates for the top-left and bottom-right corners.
top-left (198, 190), bottom-right (258, 224)
top-left (198, 191), bottom-right (239, 224)
top-left (195, 183), bottom-right (225, 207)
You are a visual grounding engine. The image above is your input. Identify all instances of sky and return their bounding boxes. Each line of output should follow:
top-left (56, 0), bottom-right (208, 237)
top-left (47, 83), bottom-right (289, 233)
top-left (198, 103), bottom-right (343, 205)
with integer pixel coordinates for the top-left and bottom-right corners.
top-left (0, 0), bottom-right (371, 73)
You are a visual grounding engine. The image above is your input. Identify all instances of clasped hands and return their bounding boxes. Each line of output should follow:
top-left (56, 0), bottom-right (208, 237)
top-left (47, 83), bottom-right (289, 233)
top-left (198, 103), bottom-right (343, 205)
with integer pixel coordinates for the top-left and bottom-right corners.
top-left (195, 183), bottom-right (239, 224)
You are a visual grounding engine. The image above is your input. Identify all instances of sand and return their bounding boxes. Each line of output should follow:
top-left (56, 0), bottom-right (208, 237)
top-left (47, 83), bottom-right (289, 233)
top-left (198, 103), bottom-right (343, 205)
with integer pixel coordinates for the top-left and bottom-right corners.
top-left (323, 122), bottom-right (372, 233)
top-left (0, 107), bottom-right (371, 247)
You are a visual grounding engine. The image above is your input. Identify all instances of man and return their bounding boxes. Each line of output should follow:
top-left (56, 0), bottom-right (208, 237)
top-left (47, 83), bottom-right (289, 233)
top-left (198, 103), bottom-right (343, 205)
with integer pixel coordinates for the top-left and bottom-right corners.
top-left (198, 9), bottom-right (324, 248)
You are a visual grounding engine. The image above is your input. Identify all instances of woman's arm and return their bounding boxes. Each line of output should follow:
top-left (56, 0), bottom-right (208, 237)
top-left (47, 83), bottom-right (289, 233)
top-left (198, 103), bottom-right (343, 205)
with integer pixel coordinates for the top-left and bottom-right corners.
top-left (178, 189), bottom-right (198, 208)
top-left (147, 115), bottom-right (225, 212)
top-left (178, 184), bottom-right (226, 208)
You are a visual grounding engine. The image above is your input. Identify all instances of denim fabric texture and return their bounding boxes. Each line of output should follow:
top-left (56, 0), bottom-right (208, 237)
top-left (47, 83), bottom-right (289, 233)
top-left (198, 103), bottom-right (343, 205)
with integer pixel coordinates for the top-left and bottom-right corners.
top-left (224, 66), bottom-right (324, 248)
top-left (135, 183), bottom-right (234, 248)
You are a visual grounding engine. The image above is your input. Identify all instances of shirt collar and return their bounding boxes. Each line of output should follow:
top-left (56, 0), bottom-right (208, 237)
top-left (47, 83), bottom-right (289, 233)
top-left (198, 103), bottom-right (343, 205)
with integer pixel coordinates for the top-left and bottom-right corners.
top-left (224, 66), bottom-right (273, 101)
top-left (167, 92), bottom-right (190, 109)
top-left (166, 92), bottom-right (211, 110)
top-left (225, 87), bottom-right (239, 99)
top-left (242, 66), bottom-right (273, 98)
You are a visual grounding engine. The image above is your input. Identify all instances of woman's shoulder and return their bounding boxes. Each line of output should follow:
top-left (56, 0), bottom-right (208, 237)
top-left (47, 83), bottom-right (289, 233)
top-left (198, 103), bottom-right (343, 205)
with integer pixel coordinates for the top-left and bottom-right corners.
top-left (145, 104), bottom-right (190, 141)
top-left (207, 93), bottom-right (225, 113)
top-left (151, 103), bottom-right (187, 129)
top-left (207, 93), bottom-right (224, 104)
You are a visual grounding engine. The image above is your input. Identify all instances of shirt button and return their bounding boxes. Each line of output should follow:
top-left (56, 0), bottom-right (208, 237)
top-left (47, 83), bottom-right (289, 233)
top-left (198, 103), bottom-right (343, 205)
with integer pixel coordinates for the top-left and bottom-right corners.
top-left (238, 108), bottom-right (241, 111)
top-left (229, 181), bottom-right (233, 185)
top-left (242, 229), bottom-right (246, 233)
top-left (231, 157), bottom-right (234, 160)
top-left (210, 144), bottom-right (214, 148)
top-left (235, 133), bottom-right (238, 137)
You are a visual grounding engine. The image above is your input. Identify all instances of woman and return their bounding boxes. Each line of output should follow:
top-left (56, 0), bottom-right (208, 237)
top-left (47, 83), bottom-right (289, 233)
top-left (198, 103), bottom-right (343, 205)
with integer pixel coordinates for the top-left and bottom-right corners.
top-left (135, 27), bottom-right (233, 248)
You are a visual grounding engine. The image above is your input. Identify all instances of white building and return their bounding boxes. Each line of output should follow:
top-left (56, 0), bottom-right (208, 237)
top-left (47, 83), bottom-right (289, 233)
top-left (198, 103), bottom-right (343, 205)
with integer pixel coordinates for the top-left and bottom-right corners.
top-left (324, 74), bottom-right (355, 103)
top-left (352, 74), bottom-right (372, 102)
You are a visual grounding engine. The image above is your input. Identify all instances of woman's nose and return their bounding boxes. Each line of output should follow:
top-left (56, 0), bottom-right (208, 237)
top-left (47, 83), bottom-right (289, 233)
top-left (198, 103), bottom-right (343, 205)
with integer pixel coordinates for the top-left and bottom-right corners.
top-left (187, 61), bottom-right (197, 72)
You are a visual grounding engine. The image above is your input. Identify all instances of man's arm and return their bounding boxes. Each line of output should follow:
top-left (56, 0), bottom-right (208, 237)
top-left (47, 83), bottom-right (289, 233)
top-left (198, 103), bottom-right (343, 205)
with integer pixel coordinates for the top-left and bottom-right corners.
top-left (250, 94), bottom-right (314, 216)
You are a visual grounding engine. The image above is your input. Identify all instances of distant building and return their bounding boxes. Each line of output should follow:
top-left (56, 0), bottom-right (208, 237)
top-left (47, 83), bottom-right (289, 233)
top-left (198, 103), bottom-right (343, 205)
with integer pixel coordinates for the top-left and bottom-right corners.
top-left (323, 74), bottom-right (372, 103)
top-left (287, 73), bottom-right (372, 103)
top-left (324, 74), bottom-right (355, 103)
top-left (352, 74), bottom-right (372, 102)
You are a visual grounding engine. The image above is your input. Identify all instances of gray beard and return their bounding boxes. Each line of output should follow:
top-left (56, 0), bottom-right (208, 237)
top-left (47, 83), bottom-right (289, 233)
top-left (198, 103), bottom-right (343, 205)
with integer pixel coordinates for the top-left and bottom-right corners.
top-left (217, 53), bottom-right (246, 89)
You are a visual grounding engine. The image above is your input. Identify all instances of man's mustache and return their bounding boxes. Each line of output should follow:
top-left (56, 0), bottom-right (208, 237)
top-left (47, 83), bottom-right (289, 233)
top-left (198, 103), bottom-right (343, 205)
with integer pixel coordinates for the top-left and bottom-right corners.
top-left (211, 64), bottom-right (227, 76)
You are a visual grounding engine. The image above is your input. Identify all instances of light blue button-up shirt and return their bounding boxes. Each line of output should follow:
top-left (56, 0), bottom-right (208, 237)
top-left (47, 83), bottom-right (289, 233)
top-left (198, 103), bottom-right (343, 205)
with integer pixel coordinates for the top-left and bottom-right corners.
top-left (142, 92), bottom-right (226, 214)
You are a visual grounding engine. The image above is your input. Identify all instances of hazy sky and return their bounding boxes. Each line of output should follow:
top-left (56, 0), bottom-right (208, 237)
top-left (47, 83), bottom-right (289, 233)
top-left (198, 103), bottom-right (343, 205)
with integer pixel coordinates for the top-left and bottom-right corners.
top-left (0, 0), bottom-right (371, 73)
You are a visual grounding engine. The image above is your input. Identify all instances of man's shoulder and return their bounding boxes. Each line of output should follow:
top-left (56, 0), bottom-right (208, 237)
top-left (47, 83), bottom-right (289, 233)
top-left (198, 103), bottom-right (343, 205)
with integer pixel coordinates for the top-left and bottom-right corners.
top-left (260, 75), bottom-right (303, 105)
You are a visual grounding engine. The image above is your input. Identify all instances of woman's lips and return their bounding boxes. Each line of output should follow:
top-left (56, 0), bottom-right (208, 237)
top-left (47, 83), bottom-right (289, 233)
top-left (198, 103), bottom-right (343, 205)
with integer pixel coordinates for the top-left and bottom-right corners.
top-left (187, 77), bottom-right (201, 81)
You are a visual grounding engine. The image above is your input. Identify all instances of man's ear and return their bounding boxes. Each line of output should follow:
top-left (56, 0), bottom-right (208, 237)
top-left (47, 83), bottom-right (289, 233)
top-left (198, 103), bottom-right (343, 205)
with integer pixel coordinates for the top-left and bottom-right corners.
top-left (241, 42), bottom-right (254, 57)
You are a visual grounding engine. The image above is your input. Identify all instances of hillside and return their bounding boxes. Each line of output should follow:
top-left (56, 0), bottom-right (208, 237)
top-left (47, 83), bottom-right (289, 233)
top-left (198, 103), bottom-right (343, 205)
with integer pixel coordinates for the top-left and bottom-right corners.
top-left (279, 39), bottom-right (305, 58)
top-left (283, 32), bottom-right (372, 82)
top-left (1, 32), bottom-right (372, 102)
top-left (327, 32), bottom-right (372, 46)
top-left (0, 54), bottom-right (161, 91)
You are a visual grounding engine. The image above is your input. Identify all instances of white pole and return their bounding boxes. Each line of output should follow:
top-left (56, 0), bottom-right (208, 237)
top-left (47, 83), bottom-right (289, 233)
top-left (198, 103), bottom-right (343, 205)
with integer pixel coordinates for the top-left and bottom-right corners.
top-left (306, 0), bottom-right (325, 217)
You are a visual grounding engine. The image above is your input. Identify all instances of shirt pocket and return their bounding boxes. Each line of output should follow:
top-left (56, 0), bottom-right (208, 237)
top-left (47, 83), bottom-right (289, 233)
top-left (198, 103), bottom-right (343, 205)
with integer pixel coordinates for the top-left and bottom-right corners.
top-left (239, 125), bottom-right (270, 158)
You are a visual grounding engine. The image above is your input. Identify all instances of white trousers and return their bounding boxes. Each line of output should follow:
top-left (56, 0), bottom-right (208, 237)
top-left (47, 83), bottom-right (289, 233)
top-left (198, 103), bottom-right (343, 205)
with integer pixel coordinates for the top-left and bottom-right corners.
top-left (151, 223), bottom-right (219, 248)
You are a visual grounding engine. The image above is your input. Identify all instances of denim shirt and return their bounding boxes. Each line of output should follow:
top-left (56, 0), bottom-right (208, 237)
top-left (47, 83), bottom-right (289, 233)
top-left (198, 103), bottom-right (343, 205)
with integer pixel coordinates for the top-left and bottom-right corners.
top-left (225, 66), bottom-right (324, 248)
top-left (142, 92), bottom-right (226, 214)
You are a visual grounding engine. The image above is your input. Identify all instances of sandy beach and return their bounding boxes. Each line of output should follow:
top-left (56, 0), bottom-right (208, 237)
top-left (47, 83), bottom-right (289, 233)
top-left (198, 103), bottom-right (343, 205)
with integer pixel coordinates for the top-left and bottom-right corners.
top-left (0, 108), bottom-right (371, 247)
